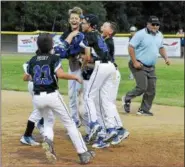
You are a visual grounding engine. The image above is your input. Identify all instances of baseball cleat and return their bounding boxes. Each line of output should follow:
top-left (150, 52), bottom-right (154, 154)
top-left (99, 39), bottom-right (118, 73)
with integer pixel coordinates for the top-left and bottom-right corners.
top-left (92, 137), bottom-right (110, 149)
top-left (89, 122), bottom-right (102, 142)
top-left (42, 138), bottom-right (57, 164)
top-left (103, 128), bottom-right (118, 142)
top-left (20, 136), bottom-right (40, 146)
top-left (83, 134), bottom-right (91, 145)
top-left (78, 150), bottom-right (95, 164)
top-left (111, 128), bottom-right (130, 145)
top-left (75, 120), bottom-right (82, 128)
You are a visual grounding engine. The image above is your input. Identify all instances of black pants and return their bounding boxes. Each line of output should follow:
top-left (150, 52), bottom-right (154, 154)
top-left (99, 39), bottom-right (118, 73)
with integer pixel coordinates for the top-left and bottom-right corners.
top-left (125, 61), bottom-right (157, 112)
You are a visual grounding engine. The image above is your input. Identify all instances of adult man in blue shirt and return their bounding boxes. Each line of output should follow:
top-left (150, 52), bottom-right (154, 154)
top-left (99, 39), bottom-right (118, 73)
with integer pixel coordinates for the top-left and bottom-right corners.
top-left (122, 16), bottom-right (170, 116)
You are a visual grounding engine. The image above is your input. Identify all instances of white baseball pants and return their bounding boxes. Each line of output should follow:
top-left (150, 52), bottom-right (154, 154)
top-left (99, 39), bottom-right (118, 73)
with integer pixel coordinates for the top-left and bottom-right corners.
top-left (110, 69), bottom-right (123, 129)
top-left (33, 91), bottom-right (88, 154)
top-left (84, 61), bottom-right (116, 129)
top-left (68, 68), bottom-right (83, 123)
top-left (27, 81), bottom-right (45, 124)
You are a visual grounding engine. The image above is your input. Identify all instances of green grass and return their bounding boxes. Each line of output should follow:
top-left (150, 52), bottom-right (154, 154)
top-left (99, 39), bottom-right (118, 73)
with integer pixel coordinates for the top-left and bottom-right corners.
top-left (1, 54), bottom-right (184, 107)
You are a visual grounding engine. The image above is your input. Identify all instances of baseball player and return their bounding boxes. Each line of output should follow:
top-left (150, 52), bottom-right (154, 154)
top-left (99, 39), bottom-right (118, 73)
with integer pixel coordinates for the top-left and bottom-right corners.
top-left (80, 14), bottom-right (119, 143)
top-left (58, 7), bottom-right (84, 128)
top-left (23, 33), bottom-right (95, 164)
top-left (81, 21), bottom-right (130, 148)
top-left (100, 21), bottom-right (130, 145)
top-left (81, 55), bottom-right (112, 149)
top-left (20, 50), bottom-right (48, 146)
top-left (20, 43), bottom-right (67, 146)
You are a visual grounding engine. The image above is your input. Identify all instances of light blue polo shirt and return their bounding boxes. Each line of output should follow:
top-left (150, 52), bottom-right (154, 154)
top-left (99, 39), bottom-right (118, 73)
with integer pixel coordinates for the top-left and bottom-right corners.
top-left (129, 28), bottom-right (164, 66)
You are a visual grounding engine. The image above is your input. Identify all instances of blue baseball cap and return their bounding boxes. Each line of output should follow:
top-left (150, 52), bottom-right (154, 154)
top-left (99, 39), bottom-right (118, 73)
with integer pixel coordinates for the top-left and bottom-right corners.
top-left (148, 16), bottom-right (160, 24)
top-left (84, 14), bottom-right (98, 29)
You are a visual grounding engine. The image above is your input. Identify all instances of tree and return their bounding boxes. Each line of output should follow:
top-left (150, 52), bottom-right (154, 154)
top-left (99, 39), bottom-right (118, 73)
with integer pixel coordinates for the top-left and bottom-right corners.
top-left (1, 1), bottom-right (185, 33)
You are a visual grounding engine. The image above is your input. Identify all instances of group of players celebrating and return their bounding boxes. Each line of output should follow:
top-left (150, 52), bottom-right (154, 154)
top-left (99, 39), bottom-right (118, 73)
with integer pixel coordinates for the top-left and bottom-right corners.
top-left (20, 6), bottom-right (129, 164)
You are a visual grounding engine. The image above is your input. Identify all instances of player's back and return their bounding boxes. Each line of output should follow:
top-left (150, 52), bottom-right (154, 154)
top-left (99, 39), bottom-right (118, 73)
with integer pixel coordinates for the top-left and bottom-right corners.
top-left (28, 54), bottom-right (60, 93)
top-left (85, 30), bottom-right (110, 62)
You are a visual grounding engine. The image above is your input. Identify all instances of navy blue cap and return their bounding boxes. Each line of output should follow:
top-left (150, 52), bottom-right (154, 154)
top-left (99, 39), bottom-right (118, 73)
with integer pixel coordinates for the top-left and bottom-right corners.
top-left (148, 16), bottom-right (160, 24)
top-left (84, 14), bottom-right (98, 29)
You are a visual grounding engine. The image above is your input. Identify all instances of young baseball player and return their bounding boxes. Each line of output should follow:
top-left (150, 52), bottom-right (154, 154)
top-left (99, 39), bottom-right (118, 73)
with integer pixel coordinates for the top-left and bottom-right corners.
top-left (80, 14), bottom-right (119, 143)
top-left (23, 33), bottom-right (95, 164)
top-left (81, 21), bottom-right (130, 148)
top-left (100, 21), bottom-right (130, 145)
top-left (81, 55), bottom-right (113, 149)
top-left (58, 7), bottom-right (84, 128)
top-left (20, 51), bottom-right (47, 146)
top-left (20, 29), bottom-right (81, 146)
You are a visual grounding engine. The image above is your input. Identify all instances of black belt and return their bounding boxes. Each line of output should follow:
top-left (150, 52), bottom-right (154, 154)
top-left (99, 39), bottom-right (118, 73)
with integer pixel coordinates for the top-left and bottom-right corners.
top-left (34, 90), bottom-right (56, 95)
top-left (99, 60), bottom-right (109, 63)
top-left (137, 60), bottom-right (154, 68)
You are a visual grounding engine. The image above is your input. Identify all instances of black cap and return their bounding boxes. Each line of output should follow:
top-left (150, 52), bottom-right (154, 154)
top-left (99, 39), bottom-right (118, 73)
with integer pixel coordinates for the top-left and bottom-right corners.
top-left (148, 16), bottom-right (160, 24)
top-left (84, 14), bottom-right (98, 29)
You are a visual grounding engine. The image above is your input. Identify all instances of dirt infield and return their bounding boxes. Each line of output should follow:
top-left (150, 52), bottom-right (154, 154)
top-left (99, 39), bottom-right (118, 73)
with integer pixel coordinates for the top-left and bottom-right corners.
top-left (2, 90), bottom-right (184, 167)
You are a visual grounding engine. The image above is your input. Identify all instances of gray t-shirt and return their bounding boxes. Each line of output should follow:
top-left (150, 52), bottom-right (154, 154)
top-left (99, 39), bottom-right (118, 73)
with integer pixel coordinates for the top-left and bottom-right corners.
top-left (68, 55), bottom-right (81, 72)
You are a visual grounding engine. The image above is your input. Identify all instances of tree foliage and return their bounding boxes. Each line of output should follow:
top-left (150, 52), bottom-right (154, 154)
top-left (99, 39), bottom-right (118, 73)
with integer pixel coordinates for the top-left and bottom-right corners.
top-left (1, 1), bottom-right (185, 33)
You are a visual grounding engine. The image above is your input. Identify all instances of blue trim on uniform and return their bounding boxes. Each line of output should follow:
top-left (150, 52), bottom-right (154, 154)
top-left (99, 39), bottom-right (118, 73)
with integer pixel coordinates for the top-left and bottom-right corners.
top-left (57, 94), bottom-right (72, 120)
top-left (114, 116), bottom-right (119, 127)
top-left (86, 102), bottom-right (92, 123)
top-left (85, 65), bottom-right (99, 124)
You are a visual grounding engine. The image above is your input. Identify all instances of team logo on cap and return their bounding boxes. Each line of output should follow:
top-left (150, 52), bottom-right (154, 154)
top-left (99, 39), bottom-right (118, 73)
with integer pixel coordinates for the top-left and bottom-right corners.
top-left (152, 18), bottom-right (159, 21)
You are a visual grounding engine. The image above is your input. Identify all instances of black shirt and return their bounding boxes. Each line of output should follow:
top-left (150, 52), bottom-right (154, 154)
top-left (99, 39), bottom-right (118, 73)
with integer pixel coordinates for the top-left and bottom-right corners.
top-left (84, 30), bottom-right (111, 62)
top-left (104, 37), bottom-right (115, 63)
top-left (27, 54), bottom-right (61, 92)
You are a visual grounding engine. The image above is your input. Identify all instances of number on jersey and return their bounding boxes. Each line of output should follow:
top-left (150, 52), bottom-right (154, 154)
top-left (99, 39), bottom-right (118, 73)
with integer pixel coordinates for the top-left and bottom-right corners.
top-left (33, 65), bottom-right (53, 85)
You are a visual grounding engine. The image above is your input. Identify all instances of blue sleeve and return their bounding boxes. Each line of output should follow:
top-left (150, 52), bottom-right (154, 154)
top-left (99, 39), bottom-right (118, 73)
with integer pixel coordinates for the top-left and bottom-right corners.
top-left (69, 32), bottom-right (85, 55)
top-left (129, 31), bottom-right (143, 48)
top-left (72, 32), bottom-right (84, 47)
top-left (54, 40), bottom-right (70, 59)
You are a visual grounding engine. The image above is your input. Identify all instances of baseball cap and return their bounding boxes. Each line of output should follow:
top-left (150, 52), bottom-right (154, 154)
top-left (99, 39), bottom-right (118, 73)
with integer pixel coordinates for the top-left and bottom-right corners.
top-left (148, 16), bottom-right (160, 24)
top-left (84, 14), bottom-right (98, 29)
top-left (80, 14), bottom-right (84, 19)
top-left (130, 26), bottom-right (137, 32)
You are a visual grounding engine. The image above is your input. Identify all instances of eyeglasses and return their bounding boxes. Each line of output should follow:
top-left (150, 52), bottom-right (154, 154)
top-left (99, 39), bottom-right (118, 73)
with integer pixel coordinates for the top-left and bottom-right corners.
top-left (151, 23), bottom-right (160, 26)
